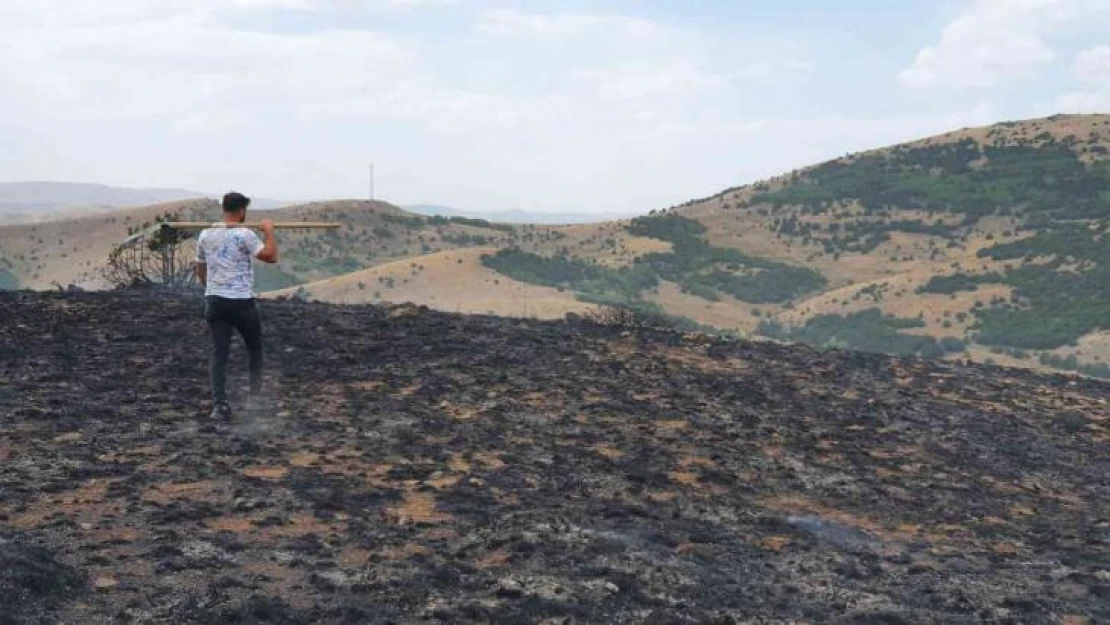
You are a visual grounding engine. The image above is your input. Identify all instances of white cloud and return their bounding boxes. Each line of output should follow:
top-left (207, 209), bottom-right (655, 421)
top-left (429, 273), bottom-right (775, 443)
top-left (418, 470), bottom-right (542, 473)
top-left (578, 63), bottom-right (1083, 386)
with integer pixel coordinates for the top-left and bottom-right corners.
top-left (899, 0), bottom-right (1110, 90)
top-left (1056, 44), bottom-right (1110, 112)
top-left (0, 10), bottom-right (418, 124)
top-left (477, 9), bottom-right (661, 38)
top-left (0, 0), bottom-right (452, 30)
top-left (0, 2), bottom-right (1079, 213)
top-left (1057, 90), bottom-right (1110, 111)
top-left (1072, 44), bottom-right (1110, 83)
top-left (389, 0), bottom-right (456, 6)
top-left (570, 63), bottom-right (729, 101)
top-left (899, 21), bottom-right (1054, 89)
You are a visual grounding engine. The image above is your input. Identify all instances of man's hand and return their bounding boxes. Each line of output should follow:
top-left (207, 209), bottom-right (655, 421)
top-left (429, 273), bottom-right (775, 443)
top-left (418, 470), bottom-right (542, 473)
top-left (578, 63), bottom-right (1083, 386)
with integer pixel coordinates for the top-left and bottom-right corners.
top-left (256, 219), bottom-right (278, 263)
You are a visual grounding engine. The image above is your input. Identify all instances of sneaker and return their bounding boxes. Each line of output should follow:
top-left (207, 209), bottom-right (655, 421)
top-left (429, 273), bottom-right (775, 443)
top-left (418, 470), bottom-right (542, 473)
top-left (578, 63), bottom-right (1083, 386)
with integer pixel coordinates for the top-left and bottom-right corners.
top-left (210, 401), bottom-right (233, 420)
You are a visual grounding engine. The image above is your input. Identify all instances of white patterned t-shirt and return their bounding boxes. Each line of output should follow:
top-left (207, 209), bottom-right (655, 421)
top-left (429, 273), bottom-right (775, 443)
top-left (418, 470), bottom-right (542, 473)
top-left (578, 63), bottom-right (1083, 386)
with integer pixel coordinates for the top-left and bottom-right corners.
top-left (195, 226), bottom-right (265, 299)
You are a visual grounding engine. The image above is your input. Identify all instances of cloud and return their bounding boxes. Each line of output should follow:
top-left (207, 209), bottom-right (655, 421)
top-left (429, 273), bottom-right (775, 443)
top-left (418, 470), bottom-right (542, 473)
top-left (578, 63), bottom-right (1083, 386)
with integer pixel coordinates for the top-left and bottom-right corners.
top-left (899, 0), bottom-right (1110, 90)
top-left (1057, 90), bottom-right (1110, 111)
top-left (0, 0), bottom-right (453, 30)
top-left (1057, 44), bottom-right (1110, 112)
top-left (0, 2), bottom-right (1076, 213)
top-left (388, 0), bottom-right (455, 6)
top-left (0, 10), bottom-right (418, 124)
top-left (477, 9), bottom-right (661, 38)
top-left (1072, 44), bottom-right (1110, 82)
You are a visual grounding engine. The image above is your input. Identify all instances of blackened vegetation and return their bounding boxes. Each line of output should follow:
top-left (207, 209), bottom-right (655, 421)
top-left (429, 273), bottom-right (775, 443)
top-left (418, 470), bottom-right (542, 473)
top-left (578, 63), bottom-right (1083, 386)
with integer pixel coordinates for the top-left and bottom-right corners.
top-left (1, 291), bottom-right (1108, 624)
top-left (0, 538), bottom-right (87, 624)
top-left (580, 303), bottom-right (687, 333)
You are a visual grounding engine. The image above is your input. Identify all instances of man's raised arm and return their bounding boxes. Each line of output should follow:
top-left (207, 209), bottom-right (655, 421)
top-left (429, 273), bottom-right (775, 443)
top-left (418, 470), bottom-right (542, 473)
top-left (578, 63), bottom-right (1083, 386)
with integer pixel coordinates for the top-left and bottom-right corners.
top-left (255, 219), bottom-right (278, 264)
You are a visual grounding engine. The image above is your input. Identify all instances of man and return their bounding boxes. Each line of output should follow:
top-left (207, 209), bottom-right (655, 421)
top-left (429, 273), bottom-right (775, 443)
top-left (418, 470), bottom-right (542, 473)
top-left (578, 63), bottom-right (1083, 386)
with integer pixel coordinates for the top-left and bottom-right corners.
top-left (194, 191), bottom-right (278, 419)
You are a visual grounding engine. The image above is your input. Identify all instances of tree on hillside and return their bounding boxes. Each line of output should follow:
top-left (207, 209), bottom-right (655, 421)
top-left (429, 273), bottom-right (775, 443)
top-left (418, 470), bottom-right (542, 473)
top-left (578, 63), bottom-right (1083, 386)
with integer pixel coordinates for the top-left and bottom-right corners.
top-left (103, 211), bottom-right (198, 291)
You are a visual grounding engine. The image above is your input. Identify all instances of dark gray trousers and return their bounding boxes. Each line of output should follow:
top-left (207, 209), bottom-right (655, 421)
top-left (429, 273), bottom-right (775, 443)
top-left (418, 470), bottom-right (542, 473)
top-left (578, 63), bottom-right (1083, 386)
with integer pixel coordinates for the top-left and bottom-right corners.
top-left (205, 295), bottom-right (263, 404)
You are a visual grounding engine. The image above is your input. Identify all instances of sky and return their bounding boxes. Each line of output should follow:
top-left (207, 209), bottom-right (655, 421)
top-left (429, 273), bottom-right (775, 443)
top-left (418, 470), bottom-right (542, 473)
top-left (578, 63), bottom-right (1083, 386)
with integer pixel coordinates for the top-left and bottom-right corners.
top-left (0, 0), bottom-right (1107, 214)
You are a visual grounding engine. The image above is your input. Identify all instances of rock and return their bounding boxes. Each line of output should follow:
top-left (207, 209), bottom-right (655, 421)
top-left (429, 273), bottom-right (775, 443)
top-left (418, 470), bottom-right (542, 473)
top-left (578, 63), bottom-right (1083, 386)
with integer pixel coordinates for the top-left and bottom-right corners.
top-left (786, 515), bottom-right (882, 551)
top-left (389, 304), bottom-right (424, 319)
top-left (272, 551), bottom-right (297, 564)
top-left (182, 541), bottom-right (233, 563)
top-left (497, 578), bottom-right (524, 597)
top-left (1052, 567), bottom-right (1077, 580)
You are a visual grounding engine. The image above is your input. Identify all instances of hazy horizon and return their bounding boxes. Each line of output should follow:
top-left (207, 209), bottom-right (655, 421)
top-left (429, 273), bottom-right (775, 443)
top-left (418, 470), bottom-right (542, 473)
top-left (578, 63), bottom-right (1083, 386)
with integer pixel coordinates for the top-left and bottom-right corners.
top-left (1, 1), bottom-right (1107, 214)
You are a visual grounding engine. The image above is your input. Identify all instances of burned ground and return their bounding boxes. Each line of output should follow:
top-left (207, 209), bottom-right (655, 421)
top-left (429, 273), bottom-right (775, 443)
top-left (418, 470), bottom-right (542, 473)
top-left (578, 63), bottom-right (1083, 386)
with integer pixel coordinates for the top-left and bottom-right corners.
top-left (1, 290), bottom-right (1108, 624)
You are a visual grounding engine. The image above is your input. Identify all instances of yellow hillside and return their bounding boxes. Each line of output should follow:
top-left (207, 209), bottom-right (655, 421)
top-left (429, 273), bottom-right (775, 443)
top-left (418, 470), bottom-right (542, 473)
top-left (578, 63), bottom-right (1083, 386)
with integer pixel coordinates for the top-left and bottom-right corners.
top-left (264, 247), bottom-right (597, 320)
top-left (0, 199), bottom-right (217, 290)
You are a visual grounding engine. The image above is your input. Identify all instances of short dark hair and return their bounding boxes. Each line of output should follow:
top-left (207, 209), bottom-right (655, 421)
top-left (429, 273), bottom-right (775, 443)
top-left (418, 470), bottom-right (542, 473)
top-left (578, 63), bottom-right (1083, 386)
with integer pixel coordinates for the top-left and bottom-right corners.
top-left (222, 191), bottom-right (251, 213)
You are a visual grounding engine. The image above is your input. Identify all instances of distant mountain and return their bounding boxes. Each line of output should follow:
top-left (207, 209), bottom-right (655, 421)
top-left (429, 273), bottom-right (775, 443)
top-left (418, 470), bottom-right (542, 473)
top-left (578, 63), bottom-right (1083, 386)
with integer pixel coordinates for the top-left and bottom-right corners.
top-left (0, 182), bottom-right (203, 210)
top-left (405, 204), bottom-right (638, 224)
top-left (0, 182), bottom-right (287, 222)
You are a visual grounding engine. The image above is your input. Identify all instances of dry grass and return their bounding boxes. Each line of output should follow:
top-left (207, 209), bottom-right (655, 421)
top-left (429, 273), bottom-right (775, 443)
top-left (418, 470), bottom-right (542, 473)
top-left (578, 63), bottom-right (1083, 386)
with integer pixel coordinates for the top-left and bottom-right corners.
top-left (265, 247), bottom-right (596, 320)
top-left (1051, 331), bottom-right (1110, 366)
top-left (0, 199), bottom-right (216, 289)
top-left (643, 280), bottom-right (766, 332)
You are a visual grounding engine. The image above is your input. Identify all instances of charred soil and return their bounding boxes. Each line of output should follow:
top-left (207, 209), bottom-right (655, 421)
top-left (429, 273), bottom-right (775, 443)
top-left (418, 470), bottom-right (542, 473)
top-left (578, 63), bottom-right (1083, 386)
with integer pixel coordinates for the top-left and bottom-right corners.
top-left (1, 291), bottom-right (1108, 624)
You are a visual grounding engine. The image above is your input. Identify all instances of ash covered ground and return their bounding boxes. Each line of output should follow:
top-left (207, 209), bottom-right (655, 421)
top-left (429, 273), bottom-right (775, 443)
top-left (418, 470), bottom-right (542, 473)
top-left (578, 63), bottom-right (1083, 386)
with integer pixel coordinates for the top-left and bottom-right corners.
top-left (1, 291), bottom-right (1108, 624)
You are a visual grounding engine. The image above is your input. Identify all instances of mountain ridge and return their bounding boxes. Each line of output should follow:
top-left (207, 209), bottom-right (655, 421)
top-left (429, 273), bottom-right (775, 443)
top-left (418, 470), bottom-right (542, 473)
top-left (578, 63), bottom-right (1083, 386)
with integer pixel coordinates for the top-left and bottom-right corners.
top-left (0, 181), bottom-right (288, 223)
top-left (1, 114), bottom-right (1108, 378)
top-left (405, 204), bottom-right (640, 224)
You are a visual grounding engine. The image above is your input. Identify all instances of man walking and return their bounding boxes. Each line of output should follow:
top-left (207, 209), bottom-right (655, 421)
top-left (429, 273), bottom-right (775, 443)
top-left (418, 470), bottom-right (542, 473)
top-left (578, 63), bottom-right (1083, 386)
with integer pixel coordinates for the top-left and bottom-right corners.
top-left (194, 191), bottom-right (278, 419)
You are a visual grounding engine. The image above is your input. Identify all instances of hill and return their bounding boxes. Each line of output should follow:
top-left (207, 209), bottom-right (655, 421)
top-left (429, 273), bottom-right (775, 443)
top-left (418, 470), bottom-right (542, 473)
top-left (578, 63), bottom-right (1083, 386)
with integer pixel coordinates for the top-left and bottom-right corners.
top-left (0, 181), bottom-right (288, 224)
top-left (2, 290), bottom-right (1107, 623)
top-left (265, 247), bottom-right (597, 319)
top-left (404, 114), bottom-right (1110, 377)
top-left (674, 113), bottom-right (1110, 376)
top-left (0, 199), bottom-right (525, 292)
top-left (1, 114), bottom-right (1108, 378)
top-left (416, 113), bottom-right (1110, 378)
top-left (406, 204), bottom-right (638, 224)
top-left (0, 182), bottom-right (205, 223)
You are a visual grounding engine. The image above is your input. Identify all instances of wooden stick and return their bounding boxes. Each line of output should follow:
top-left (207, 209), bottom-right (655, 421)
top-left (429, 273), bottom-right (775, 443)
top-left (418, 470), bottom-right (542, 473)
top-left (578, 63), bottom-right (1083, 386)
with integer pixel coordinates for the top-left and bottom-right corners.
top-left (160, 222), bottom-right (341, 230)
